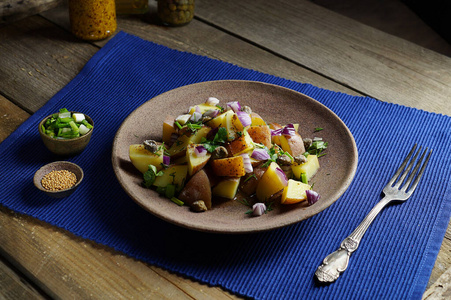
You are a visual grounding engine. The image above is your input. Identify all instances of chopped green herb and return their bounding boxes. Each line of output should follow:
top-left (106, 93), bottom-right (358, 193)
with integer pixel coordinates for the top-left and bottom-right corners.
top-left (142, 165), bottom-right (163, 188)
top-left (243, 174), bottom-right (257, 183)
top-left (170, 197), bottom-right (184, 206)
top-left (314, 127), bottom-right (324, 132)
top-left (201, 127), bottom-right (228, 152)
top-left (301, 173), bottom-right (308, 184)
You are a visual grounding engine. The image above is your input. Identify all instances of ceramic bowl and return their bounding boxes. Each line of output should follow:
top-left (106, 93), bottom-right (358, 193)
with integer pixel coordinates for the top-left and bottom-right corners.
top-left (39, 112), bottom-right (94, 156)
top-left (33, 161), bottom-right (84, 198)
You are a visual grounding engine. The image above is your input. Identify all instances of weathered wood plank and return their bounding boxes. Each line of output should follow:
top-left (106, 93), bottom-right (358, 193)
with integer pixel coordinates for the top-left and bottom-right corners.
top-left (0, 255), bottom-right (47, 300)
top-left (195, 0), bottom-right (451, 116)
top-left (0, 15), bottom-right (97, 113)
top-left (0, 207), bottom-right (239, 299)
top-left (0, 0), bottom-right (63, 24)
top-left (0, 95), bottom-right (30, 142)
top-left (40, 3), bottom-right (361, 97)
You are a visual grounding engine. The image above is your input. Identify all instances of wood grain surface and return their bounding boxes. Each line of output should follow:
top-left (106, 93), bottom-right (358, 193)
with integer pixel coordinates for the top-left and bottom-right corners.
top-left (1, 0), bottom-right (450, 299)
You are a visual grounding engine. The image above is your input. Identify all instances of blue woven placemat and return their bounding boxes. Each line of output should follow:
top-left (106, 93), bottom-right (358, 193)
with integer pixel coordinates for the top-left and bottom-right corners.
top-left (1, 31), bottom-right (450, 299)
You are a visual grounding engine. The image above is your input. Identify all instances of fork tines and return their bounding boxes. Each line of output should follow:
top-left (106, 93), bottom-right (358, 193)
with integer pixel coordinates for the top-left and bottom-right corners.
top-left (389, 144), bottom-right (432, 194)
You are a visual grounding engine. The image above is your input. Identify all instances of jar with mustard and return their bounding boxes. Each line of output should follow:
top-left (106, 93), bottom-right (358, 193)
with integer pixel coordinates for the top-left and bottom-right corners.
top-left (68, 0), bottom-right (117, 41)
top-left (157, 0), bottom-right (195, 26)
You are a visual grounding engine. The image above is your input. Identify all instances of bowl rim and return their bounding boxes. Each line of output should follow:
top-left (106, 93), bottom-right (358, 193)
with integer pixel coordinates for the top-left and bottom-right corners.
top-left (34, 161), bottom-right (84, 194)
top-left (38, 111), bottom-right (94, 142)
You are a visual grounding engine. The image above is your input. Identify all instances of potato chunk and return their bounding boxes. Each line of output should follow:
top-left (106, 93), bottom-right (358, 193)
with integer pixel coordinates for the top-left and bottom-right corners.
top-left (291, 154), bottom-right (320, 182)
top-left (178, 169), bottom-right (212, 209)
top-left (210, 156), bottom-right (246, 177)
top-left (256, 162), bottom-right (288, 202)
top-left (129, 144), bottom-right (164, 174)
top-left (153, 165), bottom-right (188, 188)
top-left (281, 179), bottom-right (311, 204)
top-left (186, 144), bottom-right (211, 176)
top-left (212, 177), bottom-right (240, 199)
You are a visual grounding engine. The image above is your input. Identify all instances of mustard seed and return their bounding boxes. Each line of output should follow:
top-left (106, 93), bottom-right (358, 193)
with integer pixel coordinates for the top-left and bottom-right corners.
top-left (41, 170), bottom-right (77, 191)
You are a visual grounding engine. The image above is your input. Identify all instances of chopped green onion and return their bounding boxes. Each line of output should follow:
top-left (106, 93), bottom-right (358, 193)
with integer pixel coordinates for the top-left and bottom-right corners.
top-left (301, 173), bottom-right (308, 184)
top-left (170, 197), bottom-right (184, 206)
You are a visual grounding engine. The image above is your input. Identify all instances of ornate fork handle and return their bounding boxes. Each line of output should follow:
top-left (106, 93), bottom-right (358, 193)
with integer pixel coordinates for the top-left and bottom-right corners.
top-left (315, 196), bottom-right (392, 283)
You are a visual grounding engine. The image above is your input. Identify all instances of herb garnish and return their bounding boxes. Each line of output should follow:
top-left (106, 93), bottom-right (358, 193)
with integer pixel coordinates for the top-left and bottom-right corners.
top-left (306, 140), bottom-right (328, 157)
top-left (142, 165), bottom-right (163, 188)
top-left (201, 127), bottom-right (228, 152)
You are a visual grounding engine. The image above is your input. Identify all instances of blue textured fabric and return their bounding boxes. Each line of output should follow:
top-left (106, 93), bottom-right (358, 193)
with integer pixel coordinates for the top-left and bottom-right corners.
top-left (1, 31), bottom-right (450, 299)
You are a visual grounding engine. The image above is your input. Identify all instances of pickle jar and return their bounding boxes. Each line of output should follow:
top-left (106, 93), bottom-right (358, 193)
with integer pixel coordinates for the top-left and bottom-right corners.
top-left (157, 0), bottom-right (195, 26)
top-left (68, 0), bottom-right (117, 41)
top-left (115, 0), bottom-right (149, 14)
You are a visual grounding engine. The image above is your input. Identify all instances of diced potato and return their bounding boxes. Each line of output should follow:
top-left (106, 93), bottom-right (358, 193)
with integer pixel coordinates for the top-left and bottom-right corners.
top-left (187, 126), bottom-right (211, 144)
top-left (153, 165), bottom-right (188, 188)
top-left (206, 110), bottom-right (229, 128)
top-left (186, 144), bottom-right (211, 176)
top-left (228, 131), bottom-right (254, 156)
top-left (212, 177), bottom-right (240, 199)
top-left (210, 156), bottom-right (246, 177)
top-left (291, 154), bottom-right (320, 182)
top-left (281, 179), bottom-right (311, 204)
top-left (225, 112), bottom-right (244, 141)
top-left (189, 103), bottom-right (221, 114)
top-left (250, 113), bottom-right (266, 126)
top-left (256, 162), bottom-right (288, 202)
top-left (162, 115), bottom-right (176, 144)
top-left (167, 135), bottom-right (190, 158)
top-left (175, 114), bottom-right (191, 125)
top-left (129, 144), bottom-right (164, 174)
top-left (247, 125), bottom-right (271, 148)
top-left (279, 131), bottom-right (306, 157)
top-left (178, 169), bottom-right (212, 209)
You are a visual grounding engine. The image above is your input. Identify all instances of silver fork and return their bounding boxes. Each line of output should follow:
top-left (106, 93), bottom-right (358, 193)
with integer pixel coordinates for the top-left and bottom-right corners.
top-left (315, 144), bottom-right (432, 283)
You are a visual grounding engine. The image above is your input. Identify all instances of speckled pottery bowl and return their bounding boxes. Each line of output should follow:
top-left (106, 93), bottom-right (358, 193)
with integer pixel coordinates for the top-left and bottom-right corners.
top-left (33, 161), bottom-right (84, 198)
top-left (38, 112), bottom-right (94, 156)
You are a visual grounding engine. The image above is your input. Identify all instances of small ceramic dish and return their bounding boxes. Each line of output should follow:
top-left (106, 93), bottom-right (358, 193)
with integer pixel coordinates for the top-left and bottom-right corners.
top-left (33, 161), bottom-right (84, 198)
top-left (39, 112), bottom-right (94, 156)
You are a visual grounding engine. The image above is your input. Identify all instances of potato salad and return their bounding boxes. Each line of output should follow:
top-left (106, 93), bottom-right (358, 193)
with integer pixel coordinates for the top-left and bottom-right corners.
top-left (129, 97), bottom-right (327, 214)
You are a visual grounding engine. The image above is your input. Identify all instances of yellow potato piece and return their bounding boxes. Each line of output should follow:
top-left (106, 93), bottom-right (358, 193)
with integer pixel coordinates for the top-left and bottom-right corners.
top-left (212, 177), bottom-right (240, 199)
top-left (129, 144), bottom-right (164, 174)
top-left (256, 162), bottom-right (288, 202)
top-left (291, 154), bottom-right (320, 182)
top-left (229, 131), bottom-right (254, 156)
top-left (210, 156), bottom-right (246, 177)
top-left (186, 144), bottom-right (211, 176)
top-left (153, 165), bottom-right (188, 188)
top-left (281, 179), bottom-right (311, 204)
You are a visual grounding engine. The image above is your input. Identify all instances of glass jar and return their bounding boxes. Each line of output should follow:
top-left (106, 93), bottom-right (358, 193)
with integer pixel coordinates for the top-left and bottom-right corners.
top-left (68, 0), bottom-right (117, 41)
top-left (115, 0), bottom-right (149, 14)
top-left (157, 0), bottom-right (195, 26)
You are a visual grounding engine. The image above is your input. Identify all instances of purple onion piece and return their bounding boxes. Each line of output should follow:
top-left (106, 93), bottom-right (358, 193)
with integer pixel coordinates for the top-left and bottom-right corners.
top-left (275, 167), bottom-right (288, 185)
top-left (252, 203), bottom-right (266, 216)
top-left (240, 153), bottom-right (253, 173)
top-left (227, 101), bottom-right (241, 113)
top-left (195, 145), bottom-right (207, 157)
top-left (282, 124), bottom-right (296, 136)
top-left (251, 148), bottom-right (270, 160)
top-left (163, 155), bottom-right (170, 165)
top-left (190, 111), bottom-right (202, 122)
top-left (206, 97), bottom-right (220, 106)
top-left (203, 109), bottom-right (219, 118)
top-left (237, 111), bottom-right (252, 127)
top-left (271, 128), bottom-right (282, 136)
top-left (306, 189), bottom-right (320, 205)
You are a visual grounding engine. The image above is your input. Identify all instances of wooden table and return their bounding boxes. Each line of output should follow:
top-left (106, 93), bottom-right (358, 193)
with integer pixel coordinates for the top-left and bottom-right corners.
top-left (1, 1), bottom-right (450, 298)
